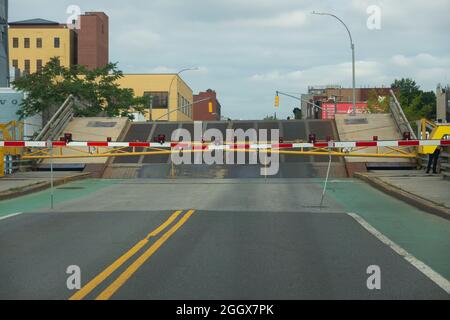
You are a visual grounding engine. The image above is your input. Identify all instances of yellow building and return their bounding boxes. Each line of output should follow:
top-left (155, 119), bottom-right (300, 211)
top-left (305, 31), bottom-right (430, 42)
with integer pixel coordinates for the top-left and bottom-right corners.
top-left (117, 74), bottom-right (194, 122)
top-left (8, 19), bottom-right (76, 74)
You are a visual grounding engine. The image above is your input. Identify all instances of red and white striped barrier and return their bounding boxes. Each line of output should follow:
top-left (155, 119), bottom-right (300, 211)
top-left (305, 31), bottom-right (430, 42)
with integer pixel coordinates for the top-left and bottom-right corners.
top-left (1, 139), bottom-right (449, 149)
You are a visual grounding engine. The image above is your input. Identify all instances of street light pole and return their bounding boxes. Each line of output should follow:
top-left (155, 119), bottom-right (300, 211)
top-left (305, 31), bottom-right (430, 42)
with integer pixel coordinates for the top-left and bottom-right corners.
top-left (147, 95), bottom-right (153, 121)
top-left (167, 67), bottom-right (199, 121)
top-left (312, 11), bottom-right (356, 115)
top-left (47, 139), bottom-right (54, 210)
top-left (154, 97), bottom-right (212, 122)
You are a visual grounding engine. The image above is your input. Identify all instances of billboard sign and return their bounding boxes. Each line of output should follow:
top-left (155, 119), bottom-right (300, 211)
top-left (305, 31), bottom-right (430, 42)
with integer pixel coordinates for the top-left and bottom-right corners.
top-left (322, 102), bottom-right (368, 119)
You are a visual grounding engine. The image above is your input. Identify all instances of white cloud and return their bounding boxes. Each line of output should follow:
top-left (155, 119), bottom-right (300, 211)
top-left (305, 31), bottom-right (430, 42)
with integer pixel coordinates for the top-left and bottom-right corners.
top-left (250, 53), bottom-right (450, 96)
top-left (228, 10), bottom-right (307, 28)
top-left (391, 53), bottom-right (450, 68)
top-left (8, 0), bottom-right (450, 119)
top-left (115, 29), bottom-right (161, 51)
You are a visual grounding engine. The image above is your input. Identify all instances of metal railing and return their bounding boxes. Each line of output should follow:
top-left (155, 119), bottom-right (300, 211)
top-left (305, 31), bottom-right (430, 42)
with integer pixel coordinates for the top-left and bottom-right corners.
top-left (389, 89), bottom-right (417, 139)
top-left (35, 95), bottom-right (75, 141)
top-left (419, 149), bottom-right (450, 176)
top-left (2, 155), bottom-right (33, 175)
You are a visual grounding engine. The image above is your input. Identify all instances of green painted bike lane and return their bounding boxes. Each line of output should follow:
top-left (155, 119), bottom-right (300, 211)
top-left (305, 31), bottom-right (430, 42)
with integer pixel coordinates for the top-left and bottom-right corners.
top-left (323, 179), bottom-right (450, 281)
top-left (0, 179), bottom-right (120, 218)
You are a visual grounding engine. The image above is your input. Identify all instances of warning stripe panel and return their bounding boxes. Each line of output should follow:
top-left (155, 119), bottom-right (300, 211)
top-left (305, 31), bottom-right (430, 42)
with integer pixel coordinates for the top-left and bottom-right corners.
top-left (1, 139), bottom-right (449, 149)
top-left (2, 141), bottom-right (26, 147)
top-left (313, 142), bottom-right (329, 148)
top-left (334, 142), bottom-right (356, 148)
top-left (398, 140), bottom-right (420, 146)
top-left (129, 142), bottom-right (150, 147)
top-left (355, 141), bottom-right (378, 147)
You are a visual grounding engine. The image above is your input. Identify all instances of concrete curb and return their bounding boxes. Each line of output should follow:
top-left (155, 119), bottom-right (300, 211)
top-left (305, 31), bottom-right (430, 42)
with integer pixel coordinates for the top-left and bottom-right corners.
top-left (0, 173), bottom-right (93, 201)
top-left (354, 172), bottom-right (450, 220)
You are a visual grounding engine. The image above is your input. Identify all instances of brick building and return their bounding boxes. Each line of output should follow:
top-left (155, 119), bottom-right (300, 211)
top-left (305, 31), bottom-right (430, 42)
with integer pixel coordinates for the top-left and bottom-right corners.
top-left (302, 85), bottom-right (399, 119)
top-left (193, 89), bottom-right (221, 121)
top-left (77, 12), bottom-right (108, 70)
top-left (8, 11), bottom-right (109, 75)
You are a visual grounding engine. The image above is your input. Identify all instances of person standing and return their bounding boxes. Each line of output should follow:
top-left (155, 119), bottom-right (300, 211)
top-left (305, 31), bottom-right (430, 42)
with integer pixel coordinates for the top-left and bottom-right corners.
top-left (426, 146), bottom-right (441, 174)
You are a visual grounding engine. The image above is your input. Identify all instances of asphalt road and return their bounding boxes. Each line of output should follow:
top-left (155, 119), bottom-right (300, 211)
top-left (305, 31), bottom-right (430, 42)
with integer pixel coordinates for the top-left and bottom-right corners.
top-left (0, 179), bottom-right (449, 299)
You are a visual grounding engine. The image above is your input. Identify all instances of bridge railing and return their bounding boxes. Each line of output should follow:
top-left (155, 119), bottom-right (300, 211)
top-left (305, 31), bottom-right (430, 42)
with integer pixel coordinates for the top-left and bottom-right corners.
top-left (419, 148), bottom-right (450, 178)
top-left (35, 95), bottom-right (75, 142)
top-left (389, 89), bottom-right (417, 139)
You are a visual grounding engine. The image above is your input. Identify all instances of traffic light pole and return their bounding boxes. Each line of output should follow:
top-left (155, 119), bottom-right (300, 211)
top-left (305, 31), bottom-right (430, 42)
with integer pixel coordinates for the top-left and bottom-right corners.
top-left (276, 91), bottom-right (326, 118)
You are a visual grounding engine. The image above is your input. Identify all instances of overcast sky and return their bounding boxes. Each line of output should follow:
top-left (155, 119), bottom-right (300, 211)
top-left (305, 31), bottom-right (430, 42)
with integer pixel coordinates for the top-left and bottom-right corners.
top-left (9, 0), bottom-right (450, 120)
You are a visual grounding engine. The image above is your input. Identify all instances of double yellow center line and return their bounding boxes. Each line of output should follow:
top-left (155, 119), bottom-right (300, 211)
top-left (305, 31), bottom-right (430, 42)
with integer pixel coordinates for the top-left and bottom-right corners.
top-left (70, 209), bottom-right (195, 300)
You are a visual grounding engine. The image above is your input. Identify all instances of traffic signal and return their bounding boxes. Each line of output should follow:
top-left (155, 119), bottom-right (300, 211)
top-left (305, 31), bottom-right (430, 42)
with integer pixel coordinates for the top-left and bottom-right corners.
top-left (403, 132), bottom-right (411, 140)
top-left (155, 134), bottom-right (166, 144)
top-left (208, 101), bottom-right (213, 113)
top-left (275, 93), bottom-right (279, 108)
top-left (64, 133), bottom-right (73, 143)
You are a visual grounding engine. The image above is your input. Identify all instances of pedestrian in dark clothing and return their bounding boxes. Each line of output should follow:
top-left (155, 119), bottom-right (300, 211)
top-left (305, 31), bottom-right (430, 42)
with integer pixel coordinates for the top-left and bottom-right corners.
top-left (426, 146), bottom-right (441, 174)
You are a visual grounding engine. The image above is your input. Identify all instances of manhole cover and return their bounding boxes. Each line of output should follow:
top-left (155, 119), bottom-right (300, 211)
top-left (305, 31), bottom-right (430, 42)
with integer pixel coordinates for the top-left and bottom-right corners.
top-left (56, 187), bottom-right (84, 190)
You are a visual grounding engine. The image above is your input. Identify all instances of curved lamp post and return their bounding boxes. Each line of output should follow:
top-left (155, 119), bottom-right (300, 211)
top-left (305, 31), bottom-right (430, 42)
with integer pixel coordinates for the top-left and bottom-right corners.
top-left (166, 67), bottom-right (199, 121)
top-left (312, 11), bottom-right (356, 115)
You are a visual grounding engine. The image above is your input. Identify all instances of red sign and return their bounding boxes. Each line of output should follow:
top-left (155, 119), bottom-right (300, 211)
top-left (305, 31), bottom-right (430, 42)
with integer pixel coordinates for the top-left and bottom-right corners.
top-left (322, 102), bottom-right (368, 119)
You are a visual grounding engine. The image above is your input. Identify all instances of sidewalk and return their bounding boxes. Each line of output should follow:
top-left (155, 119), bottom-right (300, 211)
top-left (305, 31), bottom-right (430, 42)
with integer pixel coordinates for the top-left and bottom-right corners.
top-left (0, 171), bottom-right (92, 201)
top-left (354, 170), bottom-right (450, 219)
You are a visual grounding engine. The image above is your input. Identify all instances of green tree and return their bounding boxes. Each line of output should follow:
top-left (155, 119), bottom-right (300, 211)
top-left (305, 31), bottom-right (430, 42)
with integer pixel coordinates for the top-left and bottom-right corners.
top-left (366, 89), bottom-right (389, 113)
top-left (13, 57), bottom-right (150, 120)
top-left (293, 107), bottom-right (302, 119)
top-left (391, 78), bottom-right (421, 107)
top-left (391, 78), bottom-right (436, 122)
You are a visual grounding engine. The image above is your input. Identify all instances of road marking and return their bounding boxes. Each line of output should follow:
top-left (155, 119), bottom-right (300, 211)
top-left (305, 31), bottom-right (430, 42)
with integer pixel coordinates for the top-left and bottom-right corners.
top-left (348, 212), bottom-right (450, 294)
top-left (0, 212), bottom-right (23, 221)
top-left (69, 210), bottom-right (183, 300)
top-left (146, 210), bottom-right (183, 239)
top-left (95, 209), bottom-right (196, 300)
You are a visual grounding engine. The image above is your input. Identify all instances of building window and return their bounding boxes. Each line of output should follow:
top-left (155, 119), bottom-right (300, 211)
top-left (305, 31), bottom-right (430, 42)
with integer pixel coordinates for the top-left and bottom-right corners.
top-left (36, 60), bottom-right (43, 72)
top-left (144, 92), bottom-right (169, 109)
top-left (24, 60), bottom-right (30, 74)
top-left (54, 37), bottom-right (60, 48)
top-left (24, 38), bottom-right (30, 48)
top-left (180, 96), bottom-right (184, 114)
top-left (12, 37), bottom-right (19, 48)
top-left (12, 59), bottom-right (18, 69)
top-left (36, 38), bottom-right (43, 48)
